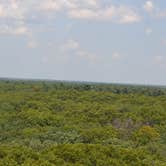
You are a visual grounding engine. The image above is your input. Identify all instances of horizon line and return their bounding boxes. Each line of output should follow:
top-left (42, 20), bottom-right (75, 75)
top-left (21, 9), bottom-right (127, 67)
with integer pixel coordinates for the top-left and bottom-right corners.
top-left (0, 76), bottom-right (166, 88)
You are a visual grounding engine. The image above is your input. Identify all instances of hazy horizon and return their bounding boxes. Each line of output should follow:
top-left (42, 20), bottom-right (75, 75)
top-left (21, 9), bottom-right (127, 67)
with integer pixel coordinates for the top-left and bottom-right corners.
top-left (1, 76), bottom-right (166, 87)
top-left (0, 0), bottom-right (166, 85)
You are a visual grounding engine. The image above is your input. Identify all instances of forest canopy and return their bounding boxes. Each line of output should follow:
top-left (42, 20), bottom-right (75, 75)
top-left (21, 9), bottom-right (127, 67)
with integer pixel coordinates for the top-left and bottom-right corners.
top-left (0, 79), bottom-right (165, 165)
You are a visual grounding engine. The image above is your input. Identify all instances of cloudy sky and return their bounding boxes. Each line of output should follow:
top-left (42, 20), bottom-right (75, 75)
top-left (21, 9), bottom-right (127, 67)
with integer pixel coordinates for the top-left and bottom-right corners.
top-left (0, 0), bottom-right (166, 85)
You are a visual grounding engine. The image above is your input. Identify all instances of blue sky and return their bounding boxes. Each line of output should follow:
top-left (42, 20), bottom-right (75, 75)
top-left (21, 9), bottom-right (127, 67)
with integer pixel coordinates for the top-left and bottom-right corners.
top-left (0, 0), bottom-right (166, 85)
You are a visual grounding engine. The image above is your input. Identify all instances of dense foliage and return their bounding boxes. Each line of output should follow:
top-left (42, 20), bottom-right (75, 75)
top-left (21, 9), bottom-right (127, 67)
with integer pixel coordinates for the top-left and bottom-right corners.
top-left (0, 80), bottom-right (165, 165)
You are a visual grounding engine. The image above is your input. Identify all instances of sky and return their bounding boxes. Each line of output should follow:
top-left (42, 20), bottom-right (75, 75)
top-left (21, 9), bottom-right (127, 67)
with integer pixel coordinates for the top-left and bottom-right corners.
top-left (0, 0), bottom-right (166, 85)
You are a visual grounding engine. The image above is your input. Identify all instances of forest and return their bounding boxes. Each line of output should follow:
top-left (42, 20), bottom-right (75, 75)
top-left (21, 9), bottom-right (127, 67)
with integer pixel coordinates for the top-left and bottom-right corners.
top-left (0, 79), bottom-right (165, 165)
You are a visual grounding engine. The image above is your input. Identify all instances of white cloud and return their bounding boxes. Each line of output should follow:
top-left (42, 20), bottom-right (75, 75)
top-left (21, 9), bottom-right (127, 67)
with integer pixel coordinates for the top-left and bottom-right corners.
top-left (77, 50), bottom-right (97, 62)
top-left (83, 0), bottom-right (98, 8)
top-left (0, 0), bottom-right (144, 38)
top-left (61, 39), bottom-right (98, 63)
top-left (112, 52), bottom-right (121, 60)
top-left (145, 28), bottom-right (152, 35)
top-left (142, 1), bottom-right (166, 20)
top-left (117, 6), bottom-right (141, 23)
top-left (143, 1), bottom-right (154, 13)
top-left (39, 0), bottom-right (98, 12)
top-left (0, 25), bottom-right (29, 36)
top-left (69, 5), bottom-right (141, 23)
top-left (39, 0), bottom-right (62, 12)
top-left (0, 0), bottom-right (142, 38)
top-left (69, 9), bottom-right (98, 19)
top-left (0, 0), bottom-right (25, 20)
top-left (62, 39), bottom-right (79, 51)
top-left (64, 0), bottom-right (98, 9)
